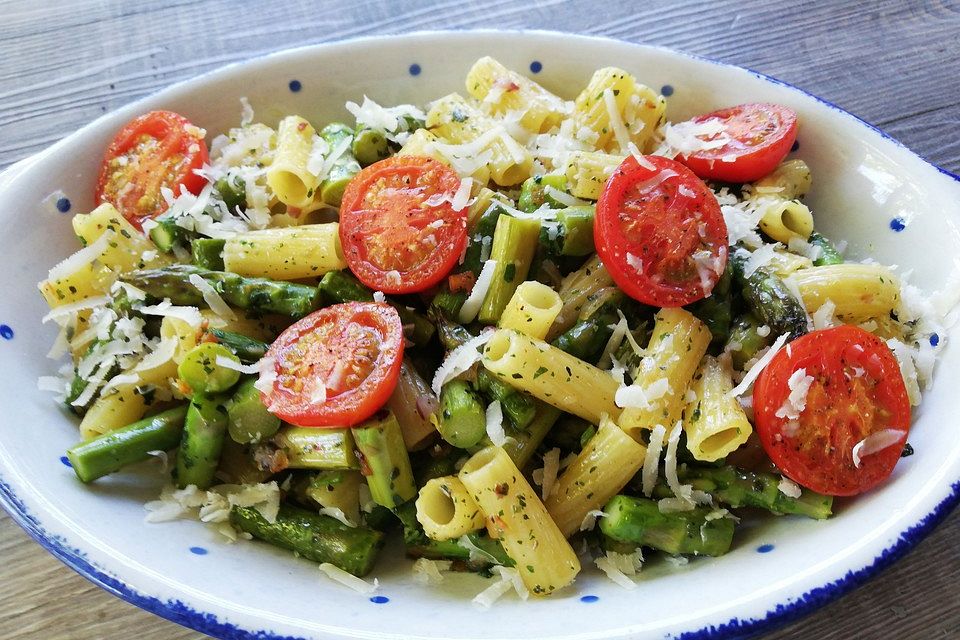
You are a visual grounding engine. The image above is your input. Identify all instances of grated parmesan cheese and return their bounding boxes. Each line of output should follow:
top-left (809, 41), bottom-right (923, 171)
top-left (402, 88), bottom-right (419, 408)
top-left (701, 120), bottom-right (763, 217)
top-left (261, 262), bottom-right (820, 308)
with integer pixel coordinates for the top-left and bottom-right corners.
top-left (777, 476), bottom-right (803, 499)
top-left (139, 299), bottom-right (203, 328)
top-left (641, 424), bottom-right (667, 496)
top-left (775, 368), bottom-right (814, 421)
top-left (852, 429), bottom-right (907, 468)
top-left (743, 243), bottom-right (782, 278)
top-left (602, 88), bottom-right (631, 152)
top-left (214, 355), bottom-right (260, 375)
top-left (485, 400), bottom-right (507, 447)
top-left (458, 534), bottom-right (501, 566)
top-left (615, 378), bottom-right (671, 410)
top-left (471, 566), bottom-right (530, 609)
top-left (579, 509), bottom-right (607, 532)
top-left (319, 562), bottom-right (379, 594)
top-left (729, 333), bottom-right (791, 397)
top-left (319, 507), bottom-right (356, 528)
top-left (46, 230), bottom-right (115, 283)
top-left (411, 558), bottom-right (451, 585)
top-left (431, 329), bottom-right (495, 395)
top-left (41, 295), bottom-right (110, 325)
top-left (537, 448), bottom-right (561, 501)
top-left (188, 273), bottom-right (237, 321)
top-left (457, 259), bottom-right (498, 324)
top-left (594, 549), bottom-right (642, 590)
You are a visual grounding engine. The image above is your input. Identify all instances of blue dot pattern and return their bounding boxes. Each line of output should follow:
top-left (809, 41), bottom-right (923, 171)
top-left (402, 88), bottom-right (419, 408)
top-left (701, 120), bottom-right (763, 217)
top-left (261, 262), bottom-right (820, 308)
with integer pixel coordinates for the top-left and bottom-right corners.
top-left (580, 594), bottom-right (599, 603)
top-left (757, 544), bottom-right (775, 553)
top-left (189, 546), bottom-right (208, 555)
top-left (408, 63), bottom-right (421, 76)
top-left (0, 324), bottom-right (13, 340)
top-left (661, 84), bottom-right (674, 96)
top-left (369, 595), bottom-right (389, 604)
top-left (529, 60), bottom-right (543, 74)
top-left (56, 197), bottom-right (71, 213)
top-left (288, 80), bottom-right (302, 92)
top-left (890, 217), bottom-right (906, 232)
top-left (930, 333), bottom-right (940, 347)
top-left (791, 140), bottom-right (800, 152)
top-left (60, 456), bottom-right (72, 468)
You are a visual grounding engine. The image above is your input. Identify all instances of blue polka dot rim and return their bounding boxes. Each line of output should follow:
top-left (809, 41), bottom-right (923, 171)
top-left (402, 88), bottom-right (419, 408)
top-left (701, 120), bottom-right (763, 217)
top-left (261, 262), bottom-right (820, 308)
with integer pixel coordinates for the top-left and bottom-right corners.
top-left (56, 197), bottom-right (71, 213)
top-left (529, 60), bottom-right (542, 73)
top-left (408, 63), bottom-right (421, 76)
top-left (580, 594), bottom-right (600, 603)
top-left (791, 140), bottom-right (800, 152)
top-left (59, 456), bottom-right (72, 468)
top-left (288, 80), bottom-right (302, 92)
top-left (369, 595), bottom-right (389, 604)
top-left (890, 217), bottom-right (906, 232)
top-left (661, 84), bottom-right (674, 96)
top-left (757, 544), bottom-right (775, 553)
top-left (189, 547), bottom-right (209, 556)
top-left (0, 324), bottom-right (13, 340)
top-left (930, 333), bottom-right (940, 347)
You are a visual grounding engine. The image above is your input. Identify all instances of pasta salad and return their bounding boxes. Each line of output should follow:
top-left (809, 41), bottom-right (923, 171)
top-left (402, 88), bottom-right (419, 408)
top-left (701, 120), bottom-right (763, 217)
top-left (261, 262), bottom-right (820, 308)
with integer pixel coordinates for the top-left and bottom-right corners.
top-left (37, 57), bottom-right (954, 603)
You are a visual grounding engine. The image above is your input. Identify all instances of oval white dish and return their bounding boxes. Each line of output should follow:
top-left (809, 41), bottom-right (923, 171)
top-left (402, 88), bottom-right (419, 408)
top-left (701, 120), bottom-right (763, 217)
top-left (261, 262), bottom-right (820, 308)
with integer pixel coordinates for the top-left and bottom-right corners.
top-left (0, 30), bottom-right (958, 640)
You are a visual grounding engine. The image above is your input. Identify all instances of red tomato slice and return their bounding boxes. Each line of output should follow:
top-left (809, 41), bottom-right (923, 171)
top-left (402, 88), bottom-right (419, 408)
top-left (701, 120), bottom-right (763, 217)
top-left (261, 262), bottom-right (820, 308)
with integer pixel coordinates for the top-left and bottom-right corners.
top-left (595, 154), bottom-right (728, 307)
top-left (95, 110), bottom-right (209, 230)
top-left (676, 103), bottom-right (798, 183)
top-left (339, 156), bottom-right (468, 295)
top-left (260, 302), bottom-right (404, 427)
top-left (753, 325), bottom-right (911, 496)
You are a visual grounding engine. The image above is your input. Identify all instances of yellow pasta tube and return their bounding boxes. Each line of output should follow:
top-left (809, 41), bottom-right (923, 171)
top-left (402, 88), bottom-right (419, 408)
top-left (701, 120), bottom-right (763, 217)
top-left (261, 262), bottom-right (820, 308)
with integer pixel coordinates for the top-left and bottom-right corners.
top-left (787, 264), bottom-right (900, 323)
top-left (753, 159), bottom-right (812, 200)
top-left (618, 308), bottom-right (711, 439)
top-left (400, 128), bottom-right (493, 186)
top-left (39, 263), bottom-right (113, 307)
top-left (222, 224), bottom-right (346, 280)
top-left (768, 249), bottom-right (814, 277)
top-left (415, 476), bottom-right (486, 541)
top-left (498, 281), bottom-right (562, 339)
top-left (548, 254), bottom-right (613, 339)
top-left (545, 416), bottom-right (647, 537)
top-left (308, 471), bottom-right (362, 524)
top-left (72, 203), bottom-right (168, 272)
top-left (572, 67), bottom-right (665, 152)
top-left (459, 447), bottom-right (580, 594)
top-left (482, 329), bottom-right (619, 425)
top-left (682, 356), bottom-right (752, 462)
top-left (267, 115), bottom-right (320, 209)
top-left (426, 93), bottom-right (532, 186)
top-left (562, 150), bottom-right (624, 200)
top-left (79, 385), bottom-right (147, 440)
top-left (756, 198), bottom-right (814, 243)
top-left (160, 317), bottom-right (201, 364)
top-left (465, 56), bottom-right (567, 133)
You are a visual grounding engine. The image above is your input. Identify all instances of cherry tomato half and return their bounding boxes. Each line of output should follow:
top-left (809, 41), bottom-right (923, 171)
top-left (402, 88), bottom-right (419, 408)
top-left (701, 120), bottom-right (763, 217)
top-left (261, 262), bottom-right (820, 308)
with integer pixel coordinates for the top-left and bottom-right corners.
top-left (595, 154), bottom-right (728, 307)
top-left (753, 325), bottom-right (911, 496)
top-left (260, 302), bottom-right (404, 427)
top-left (339, 156), bottom-right (468, 295)
top-left (95, 110), bottom-right (209, 230)
top-left (676, 103), bottom-right (798, 183)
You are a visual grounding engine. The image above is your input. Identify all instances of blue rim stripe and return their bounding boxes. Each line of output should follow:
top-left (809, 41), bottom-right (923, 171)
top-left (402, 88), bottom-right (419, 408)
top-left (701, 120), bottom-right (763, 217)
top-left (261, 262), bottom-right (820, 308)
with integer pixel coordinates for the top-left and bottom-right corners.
top-left (1, 30), bottom-right (958, 640)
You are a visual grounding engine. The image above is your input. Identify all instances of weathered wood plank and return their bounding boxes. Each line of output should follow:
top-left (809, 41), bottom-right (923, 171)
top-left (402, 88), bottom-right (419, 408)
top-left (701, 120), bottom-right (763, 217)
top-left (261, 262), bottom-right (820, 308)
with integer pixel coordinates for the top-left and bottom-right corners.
top-left (1, 1), bottom-right (958, 639)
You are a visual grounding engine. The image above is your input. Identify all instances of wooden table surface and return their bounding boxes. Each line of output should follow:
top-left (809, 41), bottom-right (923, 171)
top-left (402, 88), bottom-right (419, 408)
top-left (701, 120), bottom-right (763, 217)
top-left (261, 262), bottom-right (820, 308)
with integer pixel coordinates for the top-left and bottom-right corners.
top-left (1, 1), bottom-right (958, 638)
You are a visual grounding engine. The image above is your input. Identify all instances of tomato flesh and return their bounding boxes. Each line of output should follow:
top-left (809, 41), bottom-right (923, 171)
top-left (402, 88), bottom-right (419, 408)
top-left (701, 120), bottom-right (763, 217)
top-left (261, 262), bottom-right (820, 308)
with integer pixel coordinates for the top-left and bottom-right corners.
top-left (754, 325), bottom-right (911, 496)
top-left (261, 302), bottom-right (404, 427)
top-left (339, 156), bottom-right (468, 294)
top-left (96, 110), bottom-right (209, 230)
top-left (677, 103), bottom-right (798, 183)
top-left (595, 155), bottom-right (728, 307)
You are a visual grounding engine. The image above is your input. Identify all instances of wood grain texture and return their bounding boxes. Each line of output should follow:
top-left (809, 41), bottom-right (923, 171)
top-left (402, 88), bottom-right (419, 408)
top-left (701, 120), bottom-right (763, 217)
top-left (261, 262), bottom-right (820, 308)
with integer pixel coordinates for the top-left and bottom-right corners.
top-left (0, 0), bottom-right (958, 638)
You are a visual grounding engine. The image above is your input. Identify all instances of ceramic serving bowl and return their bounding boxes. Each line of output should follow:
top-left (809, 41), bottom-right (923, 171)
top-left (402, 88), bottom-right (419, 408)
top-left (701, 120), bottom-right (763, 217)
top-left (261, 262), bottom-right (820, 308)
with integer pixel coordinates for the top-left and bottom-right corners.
top-left (0, 30), bottom-right (958, 640)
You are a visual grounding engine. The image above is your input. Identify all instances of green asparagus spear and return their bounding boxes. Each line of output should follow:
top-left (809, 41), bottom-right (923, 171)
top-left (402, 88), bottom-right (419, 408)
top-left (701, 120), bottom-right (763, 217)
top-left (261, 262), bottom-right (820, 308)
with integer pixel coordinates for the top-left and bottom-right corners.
top-left (227, 377), bottom-right (281, 444)
top-left (808, 231), bottom-right (844, 266)
top-left (230, 504), bottom-right (384, 576)
top-left (216, 438), bottom-right (274, 485)
top-left (600, 495), bottom-right (735, 557)
top-left (178, 342), bottom-right (242, 395)
top-left (432, 313), bottom-right (536, 430)
top-left (517, 174), bottom-right (568, 212)
top-left (687, 265), bottom-right (733, 348)
top-left (148, 217), bottom-right (189, 253)
top-left (478, 214), bottom-right (541, 324)
top-left (727, 313), bottom-right (771, 370)
top-left (208, 329), bottom-right (268, 364)
top-left (731, 251), bottom-right (807, 340)
top-left (274, 425), bottom-right (358, 469)
top-left (215, 174), bottom-right (246, 213)
top-left (539, 206), bottom-right (596, 257)
top-left (437, 380), bottom-right (487, 448)
top-left (352, 411), bottom-right (417, 509)
top-left (352, 126), bottom-right (392, 166)
top-left (124, 265), bottom-right (319, 317)
top-left (66, 406), bottom-right (188, 483)
top-left (394, 501), bottom-right (512, 568)
top-left (499, 403), bottom-right (562, 469)
top-left (176, 394), bottom-right (229, 489)
top-left (191, 238), bottom-right (226, 270)
top-left (319, 123), bottom-right (361, 206)
top-left (317, 270), bottom-right (435, 346)
top-left (551, 288), bottom-right (624, 362)
top-left (654, 465), bottom-right (833, 519)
